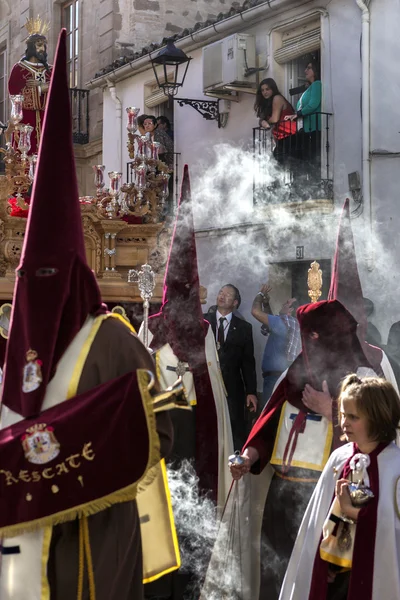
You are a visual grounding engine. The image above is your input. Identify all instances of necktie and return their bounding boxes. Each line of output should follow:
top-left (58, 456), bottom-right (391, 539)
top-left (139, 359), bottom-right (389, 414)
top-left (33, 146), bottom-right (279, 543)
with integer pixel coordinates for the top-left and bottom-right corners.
top-left (218, 317), bottom-right (226, 349)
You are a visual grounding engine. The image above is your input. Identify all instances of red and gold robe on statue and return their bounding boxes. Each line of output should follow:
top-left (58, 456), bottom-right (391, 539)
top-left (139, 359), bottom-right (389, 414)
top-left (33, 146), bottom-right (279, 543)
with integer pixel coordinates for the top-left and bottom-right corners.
top-left (8, 60), bottom-right (52, 154)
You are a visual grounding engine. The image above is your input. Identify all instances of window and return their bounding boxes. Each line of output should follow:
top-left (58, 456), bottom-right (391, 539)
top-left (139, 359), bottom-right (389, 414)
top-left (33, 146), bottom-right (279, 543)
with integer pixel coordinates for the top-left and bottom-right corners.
top-left (272, 17), bottom-right (321, 104)
top-left (0, 46), bottom-right (7, 125)
top-left (62, 0), bottom-right (79, 88)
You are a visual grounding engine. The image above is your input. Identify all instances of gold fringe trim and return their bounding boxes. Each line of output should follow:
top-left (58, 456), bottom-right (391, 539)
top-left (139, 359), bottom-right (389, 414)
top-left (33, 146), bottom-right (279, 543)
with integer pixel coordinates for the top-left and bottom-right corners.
top-left (0, 369), bottom-right (161, 539)
top-left (0, 482), bottom-right (140, 539)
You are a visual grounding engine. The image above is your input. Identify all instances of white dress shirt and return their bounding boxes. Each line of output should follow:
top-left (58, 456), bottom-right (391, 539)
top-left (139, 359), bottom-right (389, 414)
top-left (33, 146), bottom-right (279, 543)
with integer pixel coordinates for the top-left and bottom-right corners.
top-left (215, 310), bottom-right (233, 342)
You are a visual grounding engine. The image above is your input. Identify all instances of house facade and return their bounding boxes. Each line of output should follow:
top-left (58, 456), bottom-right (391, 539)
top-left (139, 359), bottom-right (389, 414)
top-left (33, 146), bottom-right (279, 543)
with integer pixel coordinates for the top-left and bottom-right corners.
top-left (88, 0), bottom-right (400, 382)
top-left (0, 0), bottom-right (239, 194)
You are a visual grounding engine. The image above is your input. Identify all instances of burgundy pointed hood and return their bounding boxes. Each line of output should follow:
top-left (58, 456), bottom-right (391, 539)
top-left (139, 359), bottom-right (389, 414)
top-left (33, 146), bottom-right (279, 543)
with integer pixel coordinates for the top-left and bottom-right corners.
top-left (1, 30), bottom-right (103, 418)
top-left (328, 198), bottom-right (382, 372)
top-left (149, 164), bottom-right (206, 366)
top-left (148, 165), bottom-right (219, 499)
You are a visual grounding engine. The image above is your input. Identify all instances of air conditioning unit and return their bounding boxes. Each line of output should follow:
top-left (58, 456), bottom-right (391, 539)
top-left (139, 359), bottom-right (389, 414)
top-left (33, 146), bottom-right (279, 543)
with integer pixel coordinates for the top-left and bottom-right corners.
top-left (203, 33), bottom-right (257, 94)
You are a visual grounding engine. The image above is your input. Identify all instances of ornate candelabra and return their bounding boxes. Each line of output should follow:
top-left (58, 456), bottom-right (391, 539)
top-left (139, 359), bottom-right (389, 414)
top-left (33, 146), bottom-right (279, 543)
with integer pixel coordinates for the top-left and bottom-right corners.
top-left (0, 95), bottom-right (37, 211)
top-left (93, 106), bottom-right (171, 223)
top-left (127, 263), bottom-right (156, 347)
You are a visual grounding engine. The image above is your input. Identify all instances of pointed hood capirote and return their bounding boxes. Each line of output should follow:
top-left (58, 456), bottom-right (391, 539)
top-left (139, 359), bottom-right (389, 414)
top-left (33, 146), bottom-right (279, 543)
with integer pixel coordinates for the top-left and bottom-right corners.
top-left (328, 198), bottom-right (382, 372)
top-left (1, 30), bottom-right (103, 418)
top-left (148, 165), bottom-right (219, 499)
top-left (244, 299), bottom-right (373, 468)
top-left (154, 164), bottom-right (206, 366)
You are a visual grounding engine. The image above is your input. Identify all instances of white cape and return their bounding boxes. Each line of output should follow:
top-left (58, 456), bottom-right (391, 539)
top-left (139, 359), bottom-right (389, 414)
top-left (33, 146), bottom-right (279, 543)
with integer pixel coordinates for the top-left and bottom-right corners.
top-left (279, 442), bottom-right (400, 600)
top-left (201, 366), bottom-right (393, 599)
top-left (140, 326), bottom-right (234, 507)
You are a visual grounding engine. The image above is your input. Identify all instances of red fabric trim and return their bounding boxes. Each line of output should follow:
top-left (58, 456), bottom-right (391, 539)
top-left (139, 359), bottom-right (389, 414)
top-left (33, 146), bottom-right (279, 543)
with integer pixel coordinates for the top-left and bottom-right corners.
top-left (243, 379), bottom-right (286, 472)
top-left (308, 443), bottom-right (385, 600)
top-left (281, 410), bottom-right (307, 473)
top-left (347, 444), bottom-right (381, 599)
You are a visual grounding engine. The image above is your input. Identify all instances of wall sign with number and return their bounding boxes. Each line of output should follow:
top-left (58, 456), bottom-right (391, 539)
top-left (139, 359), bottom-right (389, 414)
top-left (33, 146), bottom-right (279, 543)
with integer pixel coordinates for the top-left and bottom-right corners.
top-left (296, 246), bottom-right (304, 260)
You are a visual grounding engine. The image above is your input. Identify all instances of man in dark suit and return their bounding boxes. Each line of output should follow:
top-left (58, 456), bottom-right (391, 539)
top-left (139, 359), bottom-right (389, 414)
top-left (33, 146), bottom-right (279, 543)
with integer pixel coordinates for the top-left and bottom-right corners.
top-left (204, 284), bottom-right (258, 450)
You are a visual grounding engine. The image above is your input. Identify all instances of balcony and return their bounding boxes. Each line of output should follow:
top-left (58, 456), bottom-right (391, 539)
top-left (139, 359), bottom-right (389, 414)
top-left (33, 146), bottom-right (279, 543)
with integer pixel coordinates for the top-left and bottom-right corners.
top-left (253, 112), bottom-right (333, 210)
top-left (69, 88), bottom-right (90, 145)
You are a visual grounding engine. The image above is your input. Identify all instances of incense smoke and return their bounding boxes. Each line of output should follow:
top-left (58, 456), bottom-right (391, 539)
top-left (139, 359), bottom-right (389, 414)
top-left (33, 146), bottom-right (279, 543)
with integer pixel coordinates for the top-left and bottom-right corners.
top-left (167, 460), bottom-right (219, 598)
top-left (186, 140), bottom-right (398, 342)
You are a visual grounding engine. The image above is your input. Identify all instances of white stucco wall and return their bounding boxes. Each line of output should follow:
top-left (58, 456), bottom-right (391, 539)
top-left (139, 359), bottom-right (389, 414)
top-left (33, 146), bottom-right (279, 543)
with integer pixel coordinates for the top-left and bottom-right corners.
top-left (100, 0), bottom-right (400, 388)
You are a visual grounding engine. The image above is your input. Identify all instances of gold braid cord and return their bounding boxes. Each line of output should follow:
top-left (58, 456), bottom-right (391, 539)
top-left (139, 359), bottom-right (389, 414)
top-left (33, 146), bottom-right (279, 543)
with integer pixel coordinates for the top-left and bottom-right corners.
top-left (308, 261), bottom-right (323, 303)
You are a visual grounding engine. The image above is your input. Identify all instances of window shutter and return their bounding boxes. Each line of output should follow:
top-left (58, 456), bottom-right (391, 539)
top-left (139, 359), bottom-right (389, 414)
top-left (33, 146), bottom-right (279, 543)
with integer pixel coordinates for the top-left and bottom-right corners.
top-left (274, 28), bottom-right (321, 64)
top-left (145, 89), bottom-right (169, 109)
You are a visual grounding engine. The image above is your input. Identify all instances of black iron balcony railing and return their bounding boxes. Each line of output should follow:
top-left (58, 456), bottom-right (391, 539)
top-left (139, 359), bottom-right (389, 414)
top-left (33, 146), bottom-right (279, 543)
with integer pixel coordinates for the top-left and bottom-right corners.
top-left (253, 112), bottom-right (333, 205)
top-left (126, 152), bottom-right (181, 207)
top-left (69, 88), bottom-right (90, 145)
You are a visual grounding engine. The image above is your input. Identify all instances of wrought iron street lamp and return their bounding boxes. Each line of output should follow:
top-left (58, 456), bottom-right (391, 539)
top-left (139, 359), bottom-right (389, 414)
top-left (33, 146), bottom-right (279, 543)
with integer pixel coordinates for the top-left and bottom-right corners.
top-left (150, 39), bottom-right (224, 128)
top-left (150, 39), bottom-right (191, 97)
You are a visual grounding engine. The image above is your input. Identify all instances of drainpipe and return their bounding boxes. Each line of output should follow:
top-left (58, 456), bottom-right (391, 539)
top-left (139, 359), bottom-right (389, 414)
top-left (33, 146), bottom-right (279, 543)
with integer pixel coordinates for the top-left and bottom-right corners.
top-left (106, 79), bottom-right (123, 173)
top-left (355, 0), bottom-right (372, 269)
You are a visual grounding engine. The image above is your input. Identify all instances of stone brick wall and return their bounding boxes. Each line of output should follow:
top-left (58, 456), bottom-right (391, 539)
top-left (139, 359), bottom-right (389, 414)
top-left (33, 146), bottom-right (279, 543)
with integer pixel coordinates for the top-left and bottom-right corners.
top-left (117, 0), bottom-right (241, 52)
top-left (2, 0), bottom-right (239, 194)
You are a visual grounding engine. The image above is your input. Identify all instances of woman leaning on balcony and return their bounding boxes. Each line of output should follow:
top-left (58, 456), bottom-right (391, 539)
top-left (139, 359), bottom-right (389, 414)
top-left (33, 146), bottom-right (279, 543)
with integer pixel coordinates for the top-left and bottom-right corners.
top-left (254, 78), bottom-right (295, 163)
top-left (285, 59), bottom-right (322, 164)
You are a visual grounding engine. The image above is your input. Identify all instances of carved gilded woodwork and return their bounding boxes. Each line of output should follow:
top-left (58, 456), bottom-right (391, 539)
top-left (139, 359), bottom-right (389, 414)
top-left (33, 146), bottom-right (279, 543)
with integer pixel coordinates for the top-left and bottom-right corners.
top-left (0, 181), bottom-right (169, 302)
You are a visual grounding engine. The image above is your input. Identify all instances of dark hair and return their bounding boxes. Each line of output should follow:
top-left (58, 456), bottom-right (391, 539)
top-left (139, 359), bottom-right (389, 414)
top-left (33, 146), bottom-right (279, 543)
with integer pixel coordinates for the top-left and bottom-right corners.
top-left (137, 114), bottom-right (148, 127)
top-left (305, 57), bottom-right (321, 82)
top-left (223, 284), bottom-right (241, 308)
top-left (339, 374), bottom-right (400, 443)
top-left (157, 115), bottom-right (171, 130)
top-left (24, 34), bottom-right (50, 71)
top-left (143, 115), bottom-right (157, 126)
top-left (254, 78), bottom-right (282, 120)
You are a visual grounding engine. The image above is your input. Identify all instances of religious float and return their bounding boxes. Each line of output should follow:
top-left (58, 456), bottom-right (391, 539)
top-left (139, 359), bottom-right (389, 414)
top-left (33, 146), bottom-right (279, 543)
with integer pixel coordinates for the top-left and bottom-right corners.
top-left (0, 86), bottom-right (175, 322)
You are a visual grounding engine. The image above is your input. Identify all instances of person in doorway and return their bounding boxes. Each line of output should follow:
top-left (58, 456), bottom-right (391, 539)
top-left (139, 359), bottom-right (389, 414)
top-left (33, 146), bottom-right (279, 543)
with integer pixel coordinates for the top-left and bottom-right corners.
top-left (251, 284), bottom-right (301, 407)
top-left (204, 285), bottom-right (258, 450)
top-left (279, 374), bottom-right (400, 600)
top-left (157, 115), bottom-right (173, 140)
top-left (143, 115), bottom-right (174, 168)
